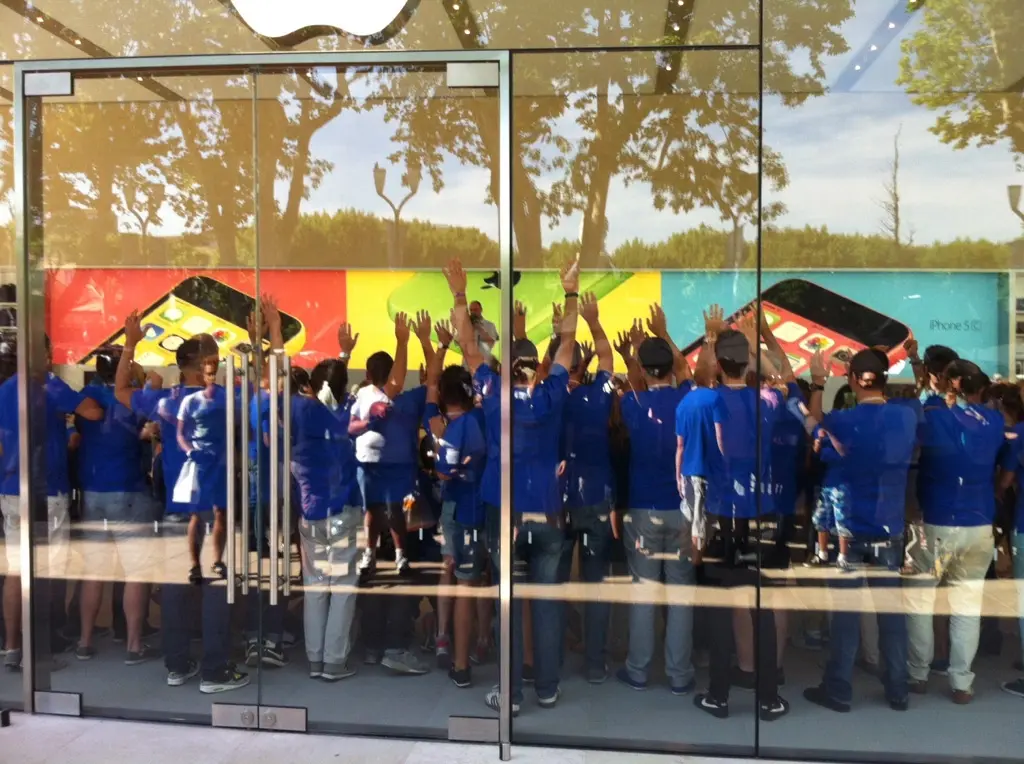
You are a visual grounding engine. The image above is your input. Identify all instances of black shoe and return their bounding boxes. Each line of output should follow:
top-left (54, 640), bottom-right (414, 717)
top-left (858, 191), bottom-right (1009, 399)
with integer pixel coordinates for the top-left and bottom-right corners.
top-left (522, 664), bottom-right (535, 685)
top-left (803, 685), bottom-right (850, 713)
top-left (449, 666), bottom-right (472, 688)
top-left (693, 692), bottom-right (729, 719)
top-left (889, 696), bottom-right (909, 711)
top-left (261, 642), bottom-right (288, 668)
top-left (212, 561), bottom-right (227, 579)
top-left (188, 566), bottom-right (203, 586)
top-left (759, 695), bottom-right (790, 722)
top-left (730, 666), bottom-right (755, 692)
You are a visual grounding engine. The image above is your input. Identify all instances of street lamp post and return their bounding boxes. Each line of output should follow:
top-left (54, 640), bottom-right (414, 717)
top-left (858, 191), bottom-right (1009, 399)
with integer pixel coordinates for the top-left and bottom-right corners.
top-left (373, 162), bottom-right (422, 268)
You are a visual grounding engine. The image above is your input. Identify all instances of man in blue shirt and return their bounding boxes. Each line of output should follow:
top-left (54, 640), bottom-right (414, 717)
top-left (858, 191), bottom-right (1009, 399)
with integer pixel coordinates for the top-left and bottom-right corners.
top-left (561, 292), bottom-right (616, 684)
top-left (800, 348), bottom-right (918, 713)
top-left (615, 316), bottom-right (696, 698)
top-left (75, 348), bottom-right (159, 666)
top-left (0, 336), bottom-right (103, 671)
top-left (114, 311), bottom-right (247, 694)
top-left (907, 359), bottom-right (1005, 703)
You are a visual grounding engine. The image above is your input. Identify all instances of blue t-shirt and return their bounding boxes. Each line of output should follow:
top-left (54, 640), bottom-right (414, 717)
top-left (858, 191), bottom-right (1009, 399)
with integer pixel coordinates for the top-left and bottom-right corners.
top-left (250, 388), bottom-right (272, 508)
top-left (354, 386), bottom-right (427, 505)
top-left (473, 364), bottom-right (501, 508)
top-left (715, 385), bottom-right (782, 518)
top-left (1001, 424), bottom-right (1024, 532)
top-left (918, 396), bottom-right (1006, 527)
top-left (562, 370), bottom-right (614, 508)
top-left (436, 410), bottom-right (487, 527)
top-left (621, 383), bottom-right (691, 511)
top-left (513, 364), bottom-right (569, 514)
top-left (290, 394), bottom-right (356, 521)
top-left (674, 384), bottom-right (726, 483)
top-left (0, 373), bottom-right (86, 497)
top-left (770, 384), bottom-right (806, 515)
top-left (134, 385), bottom-right (200, 515)
top-left (821, 401), bottom-right (918, 538)
top-left (77, 382), bottom-right (145, 493)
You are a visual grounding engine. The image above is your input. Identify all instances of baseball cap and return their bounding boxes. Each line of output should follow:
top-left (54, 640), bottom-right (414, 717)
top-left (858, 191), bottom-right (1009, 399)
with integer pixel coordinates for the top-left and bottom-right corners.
top-left (714, 329), bottom-right (749, 366)
top-left (637, 337), bottom-right (673, 371)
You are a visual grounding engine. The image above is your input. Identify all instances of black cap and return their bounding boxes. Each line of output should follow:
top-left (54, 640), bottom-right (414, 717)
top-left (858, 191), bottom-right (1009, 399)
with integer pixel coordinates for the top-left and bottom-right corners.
top-left (849, 348), bottom-right (887, 384)
top-left (511, 338), bottom-right (538, 363)
top-left (638, 337), bottom-right (673, 371)
top-left (714, 329), bottom-right (749, 366)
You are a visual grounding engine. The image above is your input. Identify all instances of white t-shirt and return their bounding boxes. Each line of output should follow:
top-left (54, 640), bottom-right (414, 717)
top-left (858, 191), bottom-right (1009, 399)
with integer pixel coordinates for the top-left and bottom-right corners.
top-left (474, 317), bottom-right (498, 362)
top-left (351, 385), bottom-right (391, 463)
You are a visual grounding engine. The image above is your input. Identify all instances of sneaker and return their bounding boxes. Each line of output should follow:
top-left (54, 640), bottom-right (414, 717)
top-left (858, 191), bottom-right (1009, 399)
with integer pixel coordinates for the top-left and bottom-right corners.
top-left (322, 662), bottom-right (357, 682)
top-left (309, 661), bottom-right (324, 679)
top-left (537, 687), bottom-right (561, 708)
top-left (260, 642), bottom-right (288, 668)
top-left (3, 649), bottom-right (21, 672)
top-left (909, 679), bottom-right (928, 695)
top-left (212, 561), bottom-right (227, 579)
top-left (484, 685), bottom-right (519, 717)
top-left (522, 664), bottom-right (535, 685)
top-left (188, 566), bottom-right (203, 586)
top-left (803, 685), bottom-right (851, 713)
top-left (615, 667), bottom-right (648, 691)
top-left (245, 640), bottom-right (260, 667)
top-left (803, 553), bottom-right (829, 568)
top-left (381, 649), bottom-right (429, 675)
top-left (395, 551), bottom-right (412, 577)
top-left (730, 666), bottom-right (756, 692)
top-left (693, 692), bottom-right (729, 719)
top-left (930, 658), bottom-right (950, 676)
top-left (124, 646), bottom-right (159, 666)
top-left (759, 696), bottom-right (791, 722)
top-left (167, 660), bottom-right (200, 687)
top-left (363, 648), bottom-right (383, 666)
top-left (671, 678), bottom-right (696, 696)
top-left (75, 645), bottom-right (97, 661)
top-left (449, 666), bottom-right (472, 688)
top-left (435, 634), bottom-right (452, 671)
top-left (356, 549), bottom-right (376, 575)
top-left (889, 696), bottom-right (909, 711)
top-left (200, 666), bottom-right (251, 694)
top-left (952, 689), bottom-right (973, 705)
top-left (836, 556), bottom-right (855, 574)
top-left (586, 664), bottom-right (609, 685)
top-left (1002, 678), bottom-right (1024, 698)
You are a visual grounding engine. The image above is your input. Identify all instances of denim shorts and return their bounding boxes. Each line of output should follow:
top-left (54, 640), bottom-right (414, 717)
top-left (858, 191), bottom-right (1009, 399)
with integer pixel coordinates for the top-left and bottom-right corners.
top-left (438, 501), bottom-right (487, 581)
top-left (813, 485), bottom-right (851, 538)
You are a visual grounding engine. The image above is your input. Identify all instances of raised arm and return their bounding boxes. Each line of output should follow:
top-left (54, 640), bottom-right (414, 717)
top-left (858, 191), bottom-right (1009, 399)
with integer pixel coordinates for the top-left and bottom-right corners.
top-left (553, 257), bottom-right (580, 371)
top-left (424, 320), bottom-right (451, 439)
top-left (695, 304), bottom-right (725, 388)
top-left (444, 259), bottom-right (484, 372)
top-left (581, 292), bottom-right (613, 374)
top-left (647, 302), bottom-right (690, 384)
top-left (115, 310), bottom-right (145, 410)
top-left (414, 310), bottom-right (435, 370)
top-left (758, 308), bottom-right (795, 383)
top-left (614, 325), bottom-right (645, 393)
top-left (513, 301), bottom-right (527, 342)
top-left (382, 311), bottom-right (411, 400)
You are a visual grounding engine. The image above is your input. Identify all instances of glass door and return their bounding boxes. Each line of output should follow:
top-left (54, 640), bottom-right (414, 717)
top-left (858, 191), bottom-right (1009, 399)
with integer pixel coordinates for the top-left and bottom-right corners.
top-left (15, 52), bottom-right (510, 742)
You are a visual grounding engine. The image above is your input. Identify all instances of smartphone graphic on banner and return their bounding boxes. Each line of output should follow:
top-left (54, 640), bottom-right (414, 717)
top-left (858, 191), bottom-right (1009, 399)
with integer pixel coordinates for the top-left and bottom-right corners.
top-left (78, 276), bottom-right (305, 366)
top-left (682, 279), bottom-right (912, 376)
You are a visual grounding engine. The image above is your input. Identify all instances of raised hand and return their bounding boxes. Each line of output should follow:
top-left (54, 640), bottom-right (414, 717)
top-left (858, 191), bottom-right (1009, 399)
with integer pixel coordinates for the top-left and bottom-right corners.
top-left (414, 310), bottom-right (433, 344)
top-left (580, 292), bottom-right (600, 325)
top-left (737, 310), bottom-right (759, 348)
top-left (904, 337), bottom-right (919, 360)
top-left (646, 303), bottom-right (668, 339)
top-left (560, 254), bottom-right (580, 295)
top-left (514, 300), bottom-right (527, 340)
top-left (703, 304), bottom-right (726, 342)
top-left (395, 311), bottom-right (411, 343)
top-left (261, 293), bottom-right (281, 332)
top-left (810, 349), bottom-right (831, 386)
top-left (124, 310), bottom-right (144, 347)
top-left (579, 341), bottom-right (595, 370)
top-left (443, 258), bottom-right (467, 295)
top-left (628, 318), bottom-right (646, 352)
top-left (419, 364), bottom-right (428, 385)
top-left (435, 319), bottom-right (454, 348)
top-left (337, 322), bottom-right (359, 356)
top-left (613, 330), bottom-right (632, 358)
top-left (551, 302), bottom-right (564, 336)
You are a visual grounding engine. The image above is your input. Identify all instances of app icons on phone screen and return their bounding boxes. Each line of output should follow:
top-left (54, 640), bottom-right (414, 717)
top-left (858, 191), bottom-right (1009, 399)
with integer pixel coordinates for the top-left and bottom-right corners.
top-left (160, 306), bottom-right (184, 323)
top-left (832, 346), bottom-right (855, 366)
top-left (800, 334), bottom-right (834, 353)
top-left (142, 323), bottom-right (164, 341)
top-left (212, 329), bottom-right (234, 346)
top-left (160, 335), bottom-right (185, 353)
top-left (181, 316), bottom-right (212, 335)
top-left (774, 321), bottom-right (808, 343)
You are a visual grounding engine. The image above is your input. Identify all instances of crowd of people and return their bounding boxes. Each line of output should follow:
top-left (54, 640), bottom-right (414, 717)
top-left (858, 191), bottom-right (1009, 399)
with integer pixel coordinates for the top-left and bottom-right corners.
top-left (1, 258), bottom-right (1024, 723)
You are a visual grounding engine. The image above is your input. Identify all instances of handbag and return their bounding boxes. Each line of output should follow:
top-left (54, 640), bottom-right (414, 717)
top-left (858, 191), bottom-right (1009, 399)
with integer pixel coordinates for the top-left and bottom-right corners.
top-left (172, 458), bottom-right (200, 505)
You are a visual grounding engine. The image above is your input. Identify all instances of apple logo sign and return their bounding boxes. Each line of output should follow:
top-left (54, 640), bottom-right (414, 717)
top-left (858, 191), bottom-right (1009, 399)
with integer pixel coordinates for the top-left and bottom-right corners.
top-left (232, 0), bottom-right (412, 38)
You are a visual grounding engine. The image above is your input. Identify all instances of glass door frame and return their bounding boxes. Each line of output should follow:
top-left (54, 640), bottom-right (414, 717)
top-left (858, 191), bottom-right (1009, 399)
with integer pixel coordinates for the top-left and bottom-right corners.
top-left (12, 49), bottom-right (515, 755)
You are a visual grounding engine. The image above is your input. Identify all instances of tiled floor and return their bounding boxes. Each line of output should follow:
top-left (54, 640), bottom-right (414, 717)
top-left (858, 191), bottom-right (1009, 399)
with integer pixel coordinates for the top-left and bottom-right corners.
top-left (3, 713), bottom-right (813, 764)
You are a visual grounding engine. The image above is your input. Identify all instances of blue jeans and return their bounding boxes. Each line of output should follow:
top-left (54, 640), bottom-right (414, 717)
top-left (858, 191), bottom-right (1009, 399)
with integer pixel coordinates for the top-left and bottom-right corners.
top-left (822, 536), bottom-right (908, 704)
top-left (244, 502), bottom-right (287, 645)
top-left (567, 504), bottom-right (613, 671)
top-left (513, 519), bottom-right (564, 703)
top-left (160, 515), bottom-right (230, 679)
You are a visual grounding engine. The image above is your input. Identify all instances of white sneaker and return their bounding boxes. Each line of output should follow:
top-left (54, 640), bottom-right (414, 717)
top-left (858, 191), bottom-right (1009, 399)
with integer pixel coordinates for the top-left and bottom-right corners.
top-left (356, 548), bottom-right (375, 574)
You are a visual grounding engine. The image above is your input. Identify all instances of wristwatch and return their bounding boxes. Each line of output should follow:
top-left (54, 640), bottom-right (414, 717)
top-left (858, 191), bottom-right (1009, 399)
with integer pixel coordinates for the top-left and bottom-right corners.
top-left (809, 382), bottom-right (826, 393)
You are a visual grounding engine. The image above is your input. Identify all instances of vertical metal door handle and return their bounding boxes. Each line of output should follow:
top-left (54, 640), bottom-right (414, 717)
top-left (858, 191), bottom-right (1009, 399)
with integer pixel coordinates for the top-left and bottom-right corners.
top-left (268, 352), bottom-right (280, 606)
top-left (281, 353), bottom-right (292, 597)
top-left (225, 355), bottom-right (236, 604)
top-left (240, 353), bottom-right (251, 596)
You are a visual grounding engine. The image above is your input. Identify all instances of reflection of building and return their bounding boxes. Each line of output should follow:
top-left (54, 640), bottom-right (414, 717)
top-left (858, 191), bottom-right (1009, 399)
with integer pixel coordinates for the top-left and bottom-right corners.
top-left (2, 2), bottom-right (1024, 763)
